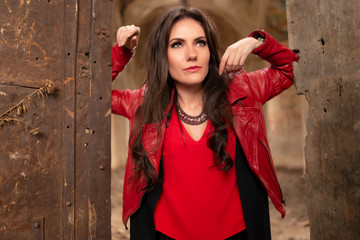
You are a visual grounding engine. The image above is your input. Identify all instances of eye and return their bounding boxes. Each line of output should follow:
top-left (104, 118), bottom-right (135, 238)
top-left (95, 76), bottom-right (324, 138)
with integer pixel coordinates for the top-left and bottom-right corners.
top-left (196, 40), bottom-right (207, 47)
top-left (170, 41), bottom-right (182, 48)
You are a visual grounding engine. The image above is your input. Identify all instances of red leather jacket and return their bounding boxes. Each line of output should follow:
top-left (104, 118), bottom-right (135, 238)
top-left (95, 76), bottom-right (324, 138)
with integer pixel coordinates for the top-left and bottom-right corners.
top-left (111, 30), bottom-right (299, 227)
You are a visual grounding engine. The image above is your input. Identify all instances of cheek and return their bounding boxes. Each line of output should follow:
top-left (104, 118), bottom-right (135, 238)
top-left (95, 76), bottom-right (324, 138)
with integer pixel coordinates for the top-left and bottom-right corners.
top-left (167, 53), bottom-right (180, 77)
top-left (203, 48), bottom-right (210, 63)
top-left (167, 56), bottom-right (175, 71)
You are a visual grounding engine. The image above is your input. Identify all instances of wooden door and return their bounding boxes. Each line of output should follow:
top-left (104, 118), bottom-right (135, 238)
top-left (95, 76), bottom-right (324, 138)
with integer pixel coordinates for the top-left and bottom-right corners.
top-left (0, 1), bottom-right (113, 239)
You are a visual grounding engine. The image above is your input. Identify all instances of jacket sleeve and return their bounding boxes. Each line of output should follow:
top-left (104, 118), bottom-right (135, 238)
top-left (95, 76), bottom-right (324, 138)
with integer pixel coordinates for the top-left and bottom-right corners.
top-left (111, 44), bottom-right (142, 118)
top-left (112, 44), bottom-right (134, 80)
top-left (112, 87), bottom-right (144, 119)
top-left (246, 30), bottom-right (299, 104)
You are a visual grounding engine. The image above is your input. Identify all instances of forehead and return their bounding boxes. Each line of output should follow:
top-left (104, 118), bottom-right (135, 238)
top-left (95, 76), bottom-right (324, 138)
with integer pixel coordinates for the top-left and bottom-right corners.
top-left (169, 18), bottom-right (205, 39)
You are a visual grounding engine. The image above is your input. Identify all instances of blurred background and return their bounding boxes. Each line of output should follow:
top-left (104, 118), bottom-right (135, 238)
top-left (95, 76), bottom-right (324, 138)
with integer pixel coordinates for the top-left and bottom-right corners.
top-left (111, 0), bottom-right (309, 239)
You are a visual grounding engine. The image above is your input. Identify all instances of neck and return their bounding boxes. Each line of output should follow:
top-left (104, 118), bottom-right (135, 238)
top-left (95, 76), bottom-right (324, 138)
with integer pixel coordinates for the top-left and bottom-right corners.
top-left (175, 83), bottom-right (204, 116)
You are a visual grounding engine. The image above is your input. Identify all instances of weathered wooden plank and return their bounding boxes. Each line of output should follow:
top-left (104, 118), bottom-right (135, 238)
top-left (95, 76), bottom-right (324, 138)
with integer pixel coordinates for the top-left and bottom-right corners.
top-left (73, 0), bottom-right (92, 238)
top-left (88, 0), bottom-right (112, 239)
top-left (71, 0), bottom-right (113, 239)
top-left (62, 0), bottom-right (78, 239)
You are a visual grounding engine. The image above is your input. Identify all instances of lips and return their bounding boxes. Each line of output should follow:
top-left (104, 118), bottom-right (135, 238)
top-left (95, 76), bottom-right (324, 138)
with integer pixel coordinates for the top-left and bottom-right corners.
top-left (185, 66), bottom-right (201, 72)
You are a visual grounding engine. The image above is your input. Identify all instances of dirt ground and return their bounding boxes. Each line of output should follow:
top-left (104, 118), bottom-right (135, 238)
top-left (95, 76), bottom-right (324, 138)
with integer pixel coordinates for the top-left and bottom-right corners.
top-left (111, 166), bottom-right (310, 240)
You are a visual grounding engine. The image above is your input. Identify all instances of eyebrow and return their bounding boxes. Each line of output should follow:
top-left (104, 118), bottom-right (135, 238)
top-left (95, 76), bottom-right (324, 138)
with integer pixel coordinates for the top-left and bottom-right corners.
top-left (168, 36), bottom-right (207, 43)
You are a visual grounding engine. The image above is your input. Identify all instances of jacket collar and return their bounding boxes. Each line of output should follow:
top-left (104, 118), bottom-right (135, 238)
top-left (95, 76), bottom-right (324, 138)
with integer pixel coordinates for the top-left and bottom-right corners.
top-left (228, 75), bottom-right (248, 105)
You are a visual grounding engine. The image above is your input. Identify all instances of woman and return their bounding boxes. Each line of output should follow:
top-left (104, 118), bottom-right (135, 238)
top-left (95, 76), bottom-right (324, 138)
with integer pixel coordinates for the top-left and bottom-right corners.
top-left (112, 6), bottom-right (299, 240)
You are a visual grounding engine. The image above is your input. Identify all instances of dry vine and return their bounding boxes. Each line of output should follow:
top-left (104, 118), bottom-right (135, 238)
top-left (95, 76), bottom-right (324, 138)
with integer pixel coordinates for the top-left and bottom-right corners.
top-left (0, 80), bottom-right (55, 135)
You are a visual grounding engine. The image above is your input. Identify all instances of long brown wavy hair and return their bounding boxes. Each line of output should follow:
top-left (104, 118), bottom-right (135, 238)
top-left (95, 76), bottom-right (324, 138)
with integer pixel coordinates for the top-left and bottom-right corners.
top-left (130, 6), bottom-right (233, 191)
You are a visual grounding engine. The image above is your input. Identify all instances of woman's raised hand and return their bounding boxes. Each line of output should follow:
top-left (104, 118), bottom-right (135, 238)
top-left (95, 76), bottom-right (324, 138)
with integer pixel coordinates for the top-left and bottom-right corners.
top-left (219, 37), bottom-right (263, 76)
top-left (116, 25), bottom-right (140, 52)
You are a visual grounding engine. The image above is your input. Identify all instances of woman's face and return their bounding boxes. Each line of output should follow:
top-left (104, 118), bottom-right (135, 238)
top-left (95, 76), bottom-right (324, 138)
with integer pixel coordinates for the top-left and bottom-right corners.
top-left (167, 18), bottom-right (210, 88)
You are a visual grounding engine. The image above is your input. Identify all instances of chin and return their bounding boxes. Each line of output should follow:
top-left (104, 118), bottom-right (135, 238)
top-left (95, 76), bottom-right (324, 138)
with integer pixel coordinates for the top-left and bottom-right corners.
top-left (181, 77), bottom-right (205, 87)
top-left (172, 72), bottom-right (207, 87)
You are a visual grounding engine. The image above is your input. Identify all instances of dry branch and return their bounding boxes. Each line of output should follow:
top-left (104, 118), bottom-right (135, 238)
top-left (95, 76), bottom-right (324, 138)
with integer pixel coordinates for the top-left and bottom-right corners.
top-left (0, 80), bottom-right (55, 134)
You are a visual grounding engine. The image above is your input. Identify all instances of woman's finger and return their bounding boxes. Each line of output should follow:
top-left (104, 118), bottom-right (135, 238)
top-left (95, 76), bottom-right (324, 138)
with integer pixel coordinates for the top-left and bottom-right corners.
top-left (121, 28), bottom-right (131, 46)
top-left (117, 26), bottom-right (128, 46)
top-left (224, 49), bottom-right (237, 73)
top-left (129, 35), bottom-right (138, 50)
top-left (232, 49), bottom-right (243, 69)
top-left (239, 54), bottom-right (248, 67)
top-left (219, 51), bottom-right (230, 75)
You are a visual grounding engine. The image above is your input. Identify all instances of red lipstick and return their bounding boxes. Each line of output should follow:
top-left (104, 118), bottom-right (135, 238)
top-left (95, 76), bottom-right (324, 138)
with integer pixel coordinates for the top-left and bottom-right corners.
top-left (185, 66), bottom-right (201, 72)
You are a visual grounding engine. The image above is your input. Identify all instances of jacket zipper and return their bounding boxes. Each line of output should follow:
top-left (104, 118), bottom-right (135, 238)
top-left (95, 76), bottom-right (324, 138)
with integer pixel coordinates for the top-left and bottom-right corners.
top-left (258, 138), bottom-right (286, 206)
top-left (237, 100), bottom-right (285, 205)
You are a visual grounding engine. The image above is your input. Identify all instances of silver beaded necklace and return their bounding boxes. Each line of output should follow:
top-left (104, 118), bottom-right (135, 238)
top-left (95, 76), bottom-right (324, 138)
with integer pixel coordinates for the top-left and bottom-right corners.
top-left (175, 100), bottom-right (208, 125)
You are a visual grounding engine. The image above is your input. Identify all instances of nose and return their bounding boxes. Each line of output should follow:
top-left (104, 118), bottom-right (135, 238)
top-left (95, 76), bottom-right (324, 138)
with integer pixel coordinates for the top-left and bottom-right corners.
top-left (186, 46), bottom-right (197, 61)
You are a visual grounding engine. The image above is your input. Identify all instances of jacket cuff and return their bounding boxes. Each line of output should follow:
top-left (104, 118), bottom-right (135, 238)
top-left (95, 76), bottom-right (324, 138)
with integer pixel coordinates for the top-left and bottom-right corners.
top-left (248, 30), bottom-right (267, 53)
top-left (111, 44), bottom-right (134, 80)
top-left (248, 29), bottom-right (299, 65)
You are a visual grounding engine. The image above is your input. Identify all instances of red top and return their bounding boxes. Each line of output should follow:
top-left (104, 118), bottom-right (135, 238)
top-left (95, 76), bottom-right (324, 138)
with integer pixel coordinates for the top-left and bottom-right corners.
top-left (154, 108), bottom-right (245, 240)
